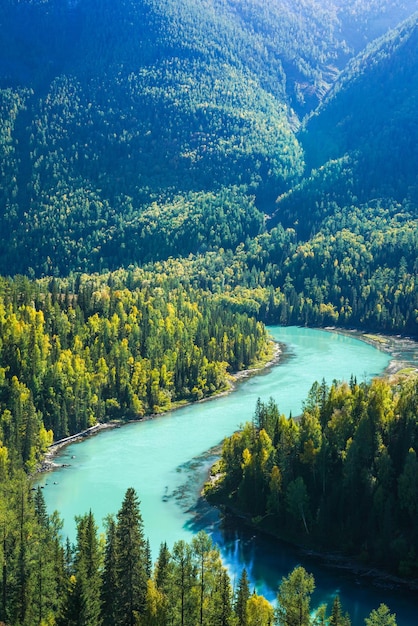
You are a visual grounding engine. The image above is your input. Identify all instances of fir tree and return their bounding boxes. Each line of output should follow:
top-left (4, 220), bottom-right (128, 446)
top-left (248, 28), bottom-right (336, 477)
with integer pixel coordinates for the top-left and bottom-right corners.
top-left (235, 568), bottom-right (250, 626)
top-left (101, 515), bottom-right (118, 625)
top-left (115, 487), bottom-right (148, 626)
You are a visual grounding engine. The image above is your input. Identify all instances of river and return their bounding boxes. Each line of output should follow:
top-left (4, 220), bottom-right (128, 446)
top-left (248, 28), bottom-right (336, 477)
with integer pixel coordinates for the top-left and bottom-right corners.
top-left (36, 326), bottom-right (418, 625)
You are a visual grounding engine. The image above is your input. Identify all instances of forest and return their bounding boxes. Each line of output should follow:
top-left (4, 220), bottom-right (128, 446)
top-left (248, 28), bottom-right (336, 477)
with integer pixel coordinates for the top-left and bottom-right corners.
top-left (206, 378), bottom-right (418, 578)
top-left (0, 0), bottom-right (417, 624)
top-left (0, 478), bottom-right (399, 625)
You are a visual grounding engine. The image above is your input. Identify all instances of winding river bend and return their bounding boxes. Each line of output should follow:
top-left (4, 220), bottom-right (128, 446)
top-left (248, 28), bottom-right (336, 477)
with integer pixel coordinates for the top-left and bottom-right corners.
top-left (37, 326), bottom-right (418, 625)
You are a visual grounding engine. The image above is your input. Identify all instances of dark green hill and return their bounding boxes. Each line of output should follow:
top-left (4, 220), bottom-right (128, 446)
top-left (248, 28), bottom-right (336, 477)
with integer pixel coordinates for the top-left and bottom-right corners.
top-left (274, 12), bottom-right (418, 237)
top-left (1, 0), bottom-right (418, 275)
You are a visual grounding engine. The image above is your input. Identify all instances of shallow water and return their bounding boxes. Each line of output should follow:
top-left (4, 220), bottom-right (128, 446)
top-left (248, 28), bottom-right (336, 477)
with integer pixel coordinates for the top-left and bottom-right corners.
top-left (37, 326), bottom-right (418, 624)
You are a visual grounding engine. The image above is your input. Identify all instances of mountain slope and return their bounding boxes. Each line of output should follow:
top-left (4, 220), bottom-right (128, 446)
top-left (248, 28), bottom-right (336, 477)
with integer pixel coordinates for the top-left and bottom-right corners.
top-left (273, 11), bottom-right (418, 237)
top-left (0, 0), bottom-right (418, 276)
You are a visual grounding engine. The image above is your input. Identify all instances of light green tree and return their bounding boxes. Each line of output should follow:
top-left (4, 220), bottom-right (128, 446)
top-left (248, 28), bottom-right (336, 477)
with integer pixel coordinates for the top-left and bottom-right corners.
top-left (365, 603), bottom-right (397, 626)
top-left (276, 566), bottom-right (315, 626)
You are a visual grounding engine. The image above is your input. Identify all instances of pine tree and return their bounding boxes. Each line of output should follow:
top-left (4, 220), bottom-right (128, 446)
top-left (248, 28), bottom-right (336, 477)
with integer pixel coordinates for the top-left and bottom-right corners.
top-left (115, 487), bottom-right (148, 626)
top-left (235, 568), bottom-right (250, 626)
top-left (62, 511), bottom-right (102, 626)
top-left (155, 541), bottom-right (171, 591)
top-left (101, 515), bottom-right (118, 624)
top-left (212, 568), bottom-right (233, 626)
top-left (330, 595), bottom-right (351, 625)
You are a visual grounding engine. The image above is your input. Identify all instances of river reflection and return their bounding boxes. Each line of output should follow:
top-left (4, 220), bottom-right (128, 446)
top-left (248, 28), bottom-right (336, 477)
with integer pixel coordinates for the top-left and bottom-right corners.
top-left (184, 458), bottom-right (418, 626)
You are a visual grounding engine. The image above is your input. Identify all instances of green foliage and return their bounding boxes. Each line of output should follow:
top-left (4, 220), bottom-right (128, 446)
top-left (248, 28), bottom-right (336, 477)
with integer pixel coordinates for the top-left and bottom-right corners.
top-left (0, 478), bottom-right (402, 625)
top-left (115, 488), bottom-right (148, 625)
top-left (276, 566), bottom-right (315, 626)
top-left (364, 604), bottom-right (397, 626)
top-left (0, 1), bottom-right (416, 623)
top-left (210, 376), bottom-right (418, 577)
top-left (0, 270), bottom-right (269, 469)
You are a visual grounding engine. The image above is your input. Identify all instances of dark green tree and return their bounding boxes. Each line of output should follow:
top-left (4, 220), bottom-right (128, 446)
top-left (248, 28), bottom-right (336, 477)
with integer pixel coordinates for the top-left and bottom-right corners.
top-left (115, 487), bottom-right (148, 626)
top-left (235, 568), bottom-right (250, 626)
top-left (101, 515), bottom-right (118, 625)
top-left (330, 595), bottom-right (351, 626)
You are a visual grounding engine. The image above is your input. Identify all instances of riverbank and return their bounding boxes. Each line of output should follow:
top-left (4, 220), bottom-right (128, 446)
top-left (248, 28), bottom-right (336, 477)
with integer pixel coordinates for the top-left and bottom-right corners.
top-left (40, 328), bottom-right (417, 473)
top-left (40, 422), bottom-right (119, 472)
top-left (204, 328), bottom-right (418, 595)
top-left (39, 338), bottom-right (281, 472)
top-left (214, 503), bottom-right (418, 594)
top-left (324, 326), bottom-right (418, 377)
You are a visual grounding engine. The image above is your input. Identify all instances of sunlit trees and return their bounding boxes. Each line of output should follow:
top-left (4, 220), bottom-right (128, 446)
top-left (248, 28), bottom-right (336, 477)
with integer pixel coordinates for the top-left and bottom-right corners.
top-left (208, 378), bottom-right (418, 576)
top-left (276, 566), bottom-right (314, 626)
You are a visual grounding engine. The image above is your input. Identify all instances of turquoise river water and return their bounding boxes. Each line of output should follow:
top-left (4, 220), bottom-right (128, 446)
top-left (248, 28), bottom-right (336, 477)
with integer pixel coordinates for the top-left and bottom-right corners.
top-left (37, 326), bottom-right (418, 625)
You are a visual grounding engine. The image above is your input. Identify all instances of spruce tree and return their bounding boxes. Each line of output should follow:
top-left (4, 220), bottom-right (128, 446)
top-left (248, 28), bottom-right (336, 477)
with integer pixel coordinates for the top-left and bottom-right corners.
top-left (235, 568), bottom-right (250, 626)
top-left (101, 515), bottom-right (118, 624)
top-left (155, 541), bottom-right (171, 591)
top-left (58, 512), bottom-right (102, 626)
top-left (213, 568), bottom-right (233, 626)
top-left (72, 511), bottom-right (102, 626)
top-left (330, 595), bottom-right (351, 626)
top-left (115, 487), bottom-right (148, 626)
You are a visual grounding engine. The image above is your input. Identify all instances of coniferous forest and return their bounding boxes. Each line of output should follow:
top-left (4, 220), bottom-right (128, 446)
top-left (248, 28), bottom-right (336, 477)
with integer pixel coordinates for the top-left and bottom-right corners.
top-left (0, 0), bottom-right (418, 624)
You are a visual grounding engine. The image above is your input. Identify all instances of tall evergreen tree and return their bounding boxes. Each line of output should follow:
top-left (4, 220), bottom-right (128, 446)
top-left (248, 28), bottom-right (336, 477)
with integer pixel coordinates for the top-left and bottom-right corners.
top-left (101, 515), bottom-right (118, 625)
top-left (115, 487), bottom-right (148, 626)
top-left (154, 541), bottom-right (171, 592)
top-left (330, 595), bottom-right (351, 626)
top-left (62, 511), bottom-right (102, 626)
top-left (235, 568), bottom-right (250, 626)
top-left (212, 568), bottom-right (233, 626)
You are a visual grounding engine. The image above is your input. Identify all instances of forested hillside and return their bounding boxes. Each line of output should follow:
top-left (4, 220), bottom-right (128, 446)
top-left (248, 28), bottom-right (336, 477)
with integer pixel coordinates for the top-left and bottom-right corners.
top-left (0, 0), bottom-right (417, 281)
top-left (206, 376), bottom-right (418, 577)
top-left (274, 12), bottom-right (418, 238)
top-left (0, 1), bottom-right (418, 623)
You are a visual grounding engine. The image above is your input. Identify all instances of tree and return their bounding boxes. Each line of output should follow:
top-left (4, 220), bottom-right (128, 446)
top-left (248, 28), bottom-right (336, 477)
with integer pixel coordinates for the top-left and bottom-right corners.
top-left (59, 511), bottom-right (102, 626)
top-left (329, 595), bottom-right (351, 625)
top-left (365, 604), bottom-right (397, 626)
top-left (143, 579), bottom-right (167, 626)
top-left (235, 568), bottom-right (250, 626)
top-left (276, 566), bottom-right (315, 626)
top-left (171, 540), bottom-right (197, 626)
top-left (286, 477), bottom-right (310, 534)
top-left (75, 511), bottom-right (102, 626)
top-left (397, 448), bottom-right (418, 519)
top-left (247, 593), bottom-right (274, 626)
top-left (192, 531), bottom-right (214, 626)
top-left (115, 488), bottom-right (148, 626)
top-left (154, 541), bottom-right (171, 592)
top-left (101, 515), bottom-right (118, 624)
